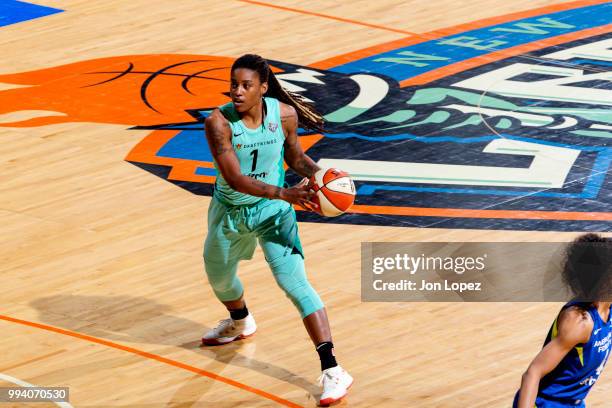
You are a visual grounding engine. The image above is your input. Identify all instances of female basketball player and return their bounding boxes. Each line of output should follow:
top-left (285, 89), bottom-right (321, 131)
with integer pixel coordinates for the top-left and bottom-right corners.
top-left (201, 54), bottom-right (352, 405)
top-left (514, 233), bottom-right (611, 408)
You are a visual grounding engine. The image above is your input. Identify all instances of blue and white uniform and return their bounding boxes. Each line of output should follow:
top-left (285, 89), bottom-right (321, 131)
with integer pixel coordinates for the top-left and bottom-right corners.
top-left (513, 302), bottom-right (612, 407)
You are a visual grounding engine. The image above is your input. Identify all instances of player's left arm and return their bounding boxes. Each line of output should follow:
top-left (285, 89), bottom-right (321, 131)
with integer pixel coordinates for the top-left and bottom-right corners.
top-left (281, 103), bottom-right (321, 178)
top-left (516, 307), bottom-right (593, 408)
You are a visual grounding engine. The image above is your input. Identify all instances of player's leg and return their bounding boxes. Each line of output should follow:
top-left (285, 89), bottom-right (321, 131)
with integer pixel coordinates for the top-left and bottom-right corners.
top-left (303, 308), bottom-right (331, 345)
top-left (255, 200), bottom-right (353, 405)
top-left (202, 257), bottom-right (257, 345)
top-left (201, 199), bottom-right (257, 345)
top-left (268, 251), bottom-right (353, 405)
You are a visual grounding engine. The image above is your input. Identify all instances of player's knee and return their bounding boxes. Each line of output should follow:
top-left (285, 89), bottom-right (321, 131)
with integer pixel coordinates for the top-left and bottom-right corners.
top-left (204, 260), bottom-right (242, 300)
top-left (285, 283), bottom-right (324, 318)
top-left (203, 245), bottom-right (220, 264)
top-left (209, 274), bottom-right (234, 293)
top-left (273, 263), bottom-right (324, 317)
top-left (209, 275), bottom-right (243, 301)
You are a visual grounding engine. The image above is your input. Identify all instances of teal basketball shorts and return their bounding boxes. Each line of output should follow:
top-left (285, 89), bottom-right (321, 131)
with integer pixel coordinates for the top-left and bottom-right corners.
top-left (203, 197), bottom-right (324, 318)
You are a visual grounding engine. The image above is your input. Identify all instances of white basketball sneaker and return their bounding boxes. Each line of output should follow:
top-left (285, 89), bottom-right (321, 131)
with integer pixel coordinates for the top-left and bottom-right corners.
top-left (201, 314), bottom-right (257, 345)
top-left (318, 365), bottom-right (353, 406)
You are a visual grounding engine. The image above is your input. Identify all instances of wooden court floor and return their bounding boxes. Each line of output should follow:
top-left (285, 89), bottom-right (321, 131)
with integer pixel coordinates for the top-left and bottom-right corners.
top-left (1, 0), bottom-right (611, 407)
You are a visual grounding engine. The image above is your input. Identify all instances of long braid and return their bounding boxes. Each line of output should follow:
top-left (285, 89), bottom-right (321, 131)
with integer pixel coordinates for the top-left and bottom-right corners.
top-left (231, 54), bottom-right (324, 132)
top-left (266, 69), bottom-right (324, 132)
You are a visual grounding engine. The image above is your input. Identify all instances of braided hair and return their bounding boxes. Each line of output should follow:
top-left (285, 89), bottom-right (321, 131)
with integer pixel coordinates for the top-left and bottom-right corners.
top-left (231, 54), bottom-right (324, 131)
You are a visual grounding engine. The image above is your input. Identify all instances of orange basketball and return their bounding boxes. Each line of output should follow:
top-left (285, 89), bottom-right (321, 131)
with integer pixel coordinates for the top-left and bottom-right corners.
top-left (309, 168), bottom-right (356, 217)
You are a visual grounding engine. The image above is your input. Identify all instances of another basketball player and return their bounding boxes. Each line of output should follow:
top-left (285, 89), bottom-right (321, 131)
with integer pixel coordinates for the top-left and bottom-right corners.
top-left (201, 54), bottom-right (352, 405)
top-left (514, 233), bottom-right (612, 408)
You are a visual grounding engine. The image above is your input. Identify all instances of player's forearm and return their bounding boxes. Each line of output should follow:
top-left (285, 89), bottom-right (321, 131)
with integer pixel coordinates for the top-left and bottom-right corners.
top-left (517, 370), bottom-right (540, 408)
top-left (288, 154), bottom-right (321, 178)
top-left (228, 174), bottom-right (285, 200)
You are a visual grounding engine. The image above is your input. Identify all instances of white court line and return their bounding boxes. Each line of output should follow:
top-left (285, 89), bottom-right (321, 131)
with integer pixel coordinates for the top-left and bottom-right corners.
top-left (0, 372), bottom-right (74, 408)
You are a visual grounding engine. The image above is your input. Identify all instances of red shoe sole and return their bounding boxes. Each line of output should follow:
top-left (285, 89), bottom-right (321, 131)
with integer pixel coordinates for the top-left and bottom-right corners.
top-left (201, 330), bottom-right (256, 346)
top-left (319, 379), bottom-right (353, 406)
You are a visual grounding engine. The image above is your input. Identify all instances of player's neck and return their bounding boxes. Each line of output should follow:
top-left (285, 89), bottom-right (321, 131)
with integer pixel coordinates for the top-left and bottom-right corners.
top-left (240, 99), bottom-right (264, 130)
top-left (594, 302), bottom-right (611, 322)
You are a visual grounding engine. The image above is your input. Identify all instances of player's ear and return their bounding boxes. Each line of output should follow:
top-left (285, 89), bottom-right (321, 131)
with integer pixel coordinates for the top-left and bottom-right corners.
top-left (261, 81), bottom-right (268, 95)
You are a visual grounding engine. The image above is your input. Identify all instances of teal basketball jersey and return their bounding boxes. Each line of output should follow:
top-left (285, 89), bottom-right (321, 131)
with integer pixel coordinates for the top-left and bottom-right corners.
top-left (213, 97), bottom-right (286, 206)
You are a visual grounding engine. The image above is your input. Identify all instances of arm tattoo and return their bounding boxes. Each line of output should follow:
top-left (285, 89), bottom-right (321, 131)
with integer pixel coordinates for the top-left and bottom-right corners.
top-left (271, 185), bottom-right (282, 199)
top-left (284, 136), bottom-right (320, 178)
top-left (207, 117), bottom-right (232, 156)
top-left (282, 106), bottom-right (320, 178)
top-left (280, 113), bottom-right (297, 126)
top-left (250, 179), bottom-right (282, 199)
top-left (294, 156), bottom-right (320, 178)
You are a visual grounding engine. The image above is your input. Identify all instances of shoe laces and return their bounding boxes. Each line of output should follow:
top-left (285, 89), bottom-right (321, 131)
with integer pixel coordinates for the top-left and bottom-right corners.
top-left (214, 318), bottom-right (235, 335)
top-left (317, 370), bottom-right (340, 388)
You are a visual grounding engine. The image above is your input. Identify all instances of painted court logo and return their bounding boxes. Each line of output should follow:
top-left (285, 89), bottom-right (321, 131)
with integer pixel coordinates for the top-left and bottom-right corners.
top-left (1, 1), bottom-right (610, 230)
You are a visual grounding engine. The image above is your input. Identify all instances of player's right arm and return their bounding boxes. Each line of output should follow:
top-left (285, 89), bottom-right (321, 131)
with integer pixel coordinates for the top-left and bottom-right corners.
top-left (516, 307), bottom-right (592, 408)
top-left (204, 109), bottom-right (315, 208)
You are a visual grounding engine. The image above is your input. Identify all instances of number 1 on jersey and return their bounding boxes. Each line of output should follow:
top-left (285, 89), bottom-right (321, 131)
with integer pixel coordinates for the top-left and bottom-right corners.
top-left (250, 149), bottom-right (258, 172)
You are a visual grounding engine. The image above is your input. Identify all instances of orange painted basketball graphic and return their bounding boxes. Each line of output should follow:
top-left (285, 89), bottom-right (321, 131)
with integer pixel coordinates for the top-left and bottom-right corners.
top-left (0, 55), bottom-right (240, 127)
top-left (1, 0), bottom-right (610, 231)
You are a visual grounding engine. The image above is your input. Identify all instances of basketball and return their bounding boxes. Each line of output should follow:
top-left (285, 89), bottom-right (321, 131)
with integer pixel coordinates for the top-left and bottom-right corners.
top-left (8, 2), bottom-right (612, 407)
top-left (309, 168), bottom-right (356, 217)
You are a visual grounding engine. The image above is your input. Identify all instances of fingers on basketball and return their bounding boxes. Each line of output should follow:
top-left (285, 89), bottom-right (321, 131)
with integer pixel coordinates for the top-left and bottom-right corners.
top-left (309, 168), bottom-right (356, 217)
